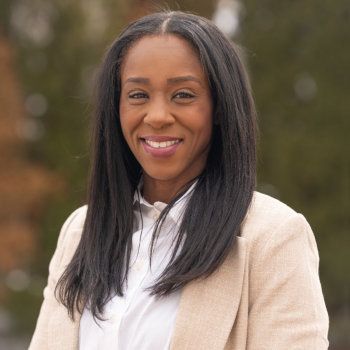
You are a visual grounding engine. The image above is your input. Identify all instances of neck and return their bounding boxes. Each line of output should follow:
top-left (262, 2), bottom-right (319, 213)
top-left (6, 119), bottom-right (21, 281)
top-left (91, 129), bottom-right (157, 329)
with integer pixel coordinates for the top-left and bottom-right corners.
top-left (142, 175), bottom-right (195, 204)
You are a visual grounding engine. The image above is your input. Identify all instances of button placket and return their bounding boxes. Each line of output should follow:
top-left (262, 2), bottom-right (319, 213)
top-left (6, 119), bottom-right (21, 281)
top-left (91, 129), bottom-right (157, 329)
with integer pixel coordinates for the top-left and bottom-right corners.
top-left (123, 225), bottom-right (152, 311)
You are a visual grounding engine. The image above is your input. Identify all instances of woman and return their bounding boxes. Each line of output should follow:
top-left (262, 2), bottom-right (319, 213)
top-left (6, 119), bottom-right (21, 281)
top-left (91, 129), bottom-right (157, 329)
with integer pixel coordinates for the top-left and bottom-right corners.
top-left (29, 11), bottom-right (329, 350)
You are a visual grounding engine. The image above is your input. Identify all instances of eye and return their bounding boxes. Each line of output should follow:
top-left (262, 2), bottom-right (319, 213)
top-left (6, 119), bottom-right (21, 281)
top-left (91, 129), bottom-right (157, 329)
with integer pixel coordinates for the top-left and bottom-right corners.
top-left (127, 91), bottom-right (148, 105)
top-left (128, 91), bottom-right (148, 99)
top-left (173, 90), bottom-right (195, 100)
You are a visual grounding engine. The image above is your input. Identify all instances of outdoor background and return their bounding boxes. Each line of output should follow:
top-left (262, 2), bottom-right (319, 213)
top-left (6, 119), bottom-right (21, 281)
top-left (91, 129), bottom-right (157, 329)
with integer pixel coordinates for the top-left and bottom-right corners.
top-left (0, 0), bottom-right (349, 349)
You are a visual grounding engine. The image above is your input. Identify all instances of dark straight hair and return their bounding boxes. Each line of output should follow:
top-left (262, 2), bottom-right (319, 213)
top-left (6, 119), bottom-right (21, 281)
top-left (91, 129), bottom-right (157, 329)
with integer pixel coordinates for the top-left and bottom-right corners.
top-left (56, 10), bottom-right (257, 320)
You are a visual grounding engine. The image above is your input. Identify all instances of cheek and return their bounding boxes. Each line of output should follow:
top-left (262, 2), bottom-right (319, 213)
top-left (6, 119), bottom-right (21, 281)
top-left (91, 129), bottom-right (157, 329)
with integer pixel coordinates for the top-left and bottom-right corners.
top-left (119, 115), bottom-right (139, 159)
top-left (193, 106), bottom-right (213, 143)
top-left (119, 100), bottom-right (126, 132)
top-left (119, 103), bottom-right (135, 140)
top-left (119, 116), bottom-right (128, 143)
top-left (200, 125), bottom-right (213, 147)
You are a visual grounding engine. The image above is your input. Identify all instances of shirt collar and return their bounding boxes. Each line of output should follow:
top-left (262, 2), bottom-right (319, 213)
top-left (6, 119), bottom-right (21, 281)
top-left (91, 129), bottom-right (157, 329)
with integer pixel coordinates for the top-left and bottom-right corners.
top-left (133, 179), bottom-right (197, 227)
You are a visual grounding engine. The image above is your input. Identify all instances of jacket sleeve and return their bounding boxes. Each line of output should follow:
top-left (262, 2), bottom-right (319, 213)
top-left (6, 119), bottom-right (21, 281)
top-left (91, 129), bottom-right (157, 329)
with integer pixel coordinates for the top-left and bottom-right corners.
top-left (28, 208), bottom-right (83, 350)
top-left (247, 213), bottom-right (329, 350)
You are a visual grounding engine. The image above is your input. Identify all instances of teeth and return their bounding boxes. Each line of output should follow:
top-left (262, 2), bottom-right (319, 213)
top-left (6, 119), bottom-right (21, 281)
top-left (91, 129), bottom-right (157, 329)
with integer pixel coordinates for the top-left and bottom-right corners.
top-left (144, 139), bottom-right (180, 148)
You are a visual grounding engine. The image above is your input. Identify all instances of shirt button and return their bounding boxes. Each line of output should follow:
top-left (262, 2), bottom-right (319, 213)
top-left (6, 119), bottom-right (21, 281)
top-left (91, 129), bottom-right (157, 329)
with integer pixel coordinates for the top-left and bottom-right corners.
top-left (153, 211), bottom-right (160, 220)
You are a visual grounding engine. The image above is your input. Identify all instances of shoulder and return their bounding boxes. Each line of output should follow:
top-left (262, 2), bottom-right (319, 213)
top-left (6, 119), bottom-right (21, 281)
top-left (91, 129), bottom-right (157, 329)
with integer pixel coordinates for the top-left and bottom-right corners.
top-left (244, 191), bottom-right (299, 228)
top-left (241, 192), bottom-right (315, 253)
top-left (243, 190), bottom-right (299, 225)
top-left (54, 205), bottom-right (88, 262)
top-left (61, 205), bottom-right (88, 233)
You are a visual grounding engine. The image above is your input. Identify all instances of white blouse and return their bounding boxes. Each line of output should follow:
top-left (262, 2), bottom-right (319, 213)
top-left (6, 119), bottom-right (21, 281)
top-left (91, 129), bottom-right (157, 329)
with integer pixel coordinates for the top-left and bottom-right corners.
top-left (79, 185), bottom-right (194, 350)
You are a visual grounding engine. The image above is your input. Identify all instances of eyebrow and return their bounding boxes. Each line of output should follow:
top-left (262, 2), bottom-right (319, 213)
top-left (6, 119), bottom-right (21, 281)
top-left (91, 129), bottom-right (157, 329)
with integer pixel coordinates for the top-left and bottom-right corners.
top-left (124, 75), bottom-right (203, 86)
top-left (167, 75), bottom-right (203, 85)
top-left (124, 77), bottom-right (149, 84)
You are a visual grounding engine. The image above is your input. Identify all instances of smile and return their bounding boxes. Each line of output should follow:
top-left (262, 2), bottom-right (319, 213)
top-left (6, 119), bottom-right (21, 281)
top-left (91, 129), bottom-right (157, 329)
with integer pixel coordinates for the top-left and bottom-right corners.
top-left (144, 139), bottom-right (181, 148)
top-left (140, 137), bottom-right (183, 157)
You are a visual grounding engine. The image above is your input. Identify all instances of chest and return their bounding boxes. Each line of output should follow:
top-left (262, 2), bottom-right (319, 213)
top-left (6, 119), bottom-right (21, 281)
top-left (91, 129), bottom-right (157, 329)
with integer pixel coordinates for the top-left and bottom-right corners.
top-left (79, 209), bottom-right (183, 350)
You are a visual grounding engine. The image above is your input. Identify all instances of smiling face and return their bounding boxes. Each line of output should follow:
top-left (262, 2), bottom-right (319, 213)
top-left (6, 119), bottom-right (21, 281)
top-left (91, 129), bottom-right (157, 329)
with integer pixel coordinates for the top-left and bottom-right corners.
top-left (119, 35), bottom-right (213, 199)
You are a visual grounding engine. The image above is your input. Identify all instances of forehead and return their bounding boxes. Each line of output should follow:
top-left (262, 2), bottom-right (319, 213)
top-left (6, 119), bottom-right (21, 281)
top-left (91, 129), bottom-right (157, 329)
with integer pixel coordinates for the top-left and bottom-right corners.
top-left (120, 34), bottom-right (206, 81)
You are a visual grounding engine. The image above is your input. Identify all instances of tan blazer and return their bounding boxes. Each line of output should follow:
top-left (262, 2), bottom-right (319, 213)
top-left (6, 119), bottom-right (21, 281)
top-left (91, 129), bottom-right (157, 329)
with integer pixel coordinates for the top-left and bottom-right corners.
top-left (29, 192), bottom-right (329, 350)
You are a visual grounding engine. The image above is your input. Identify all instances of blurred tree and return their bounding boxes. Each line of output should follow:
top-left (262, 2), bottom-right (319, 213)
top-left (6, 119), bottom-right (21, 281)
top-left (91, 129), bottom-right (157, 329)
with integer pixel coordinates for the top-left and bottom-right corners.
top-left (0, 25), bottom-right (63, 349)
top-left (0, 31), bottom-right (63, 273)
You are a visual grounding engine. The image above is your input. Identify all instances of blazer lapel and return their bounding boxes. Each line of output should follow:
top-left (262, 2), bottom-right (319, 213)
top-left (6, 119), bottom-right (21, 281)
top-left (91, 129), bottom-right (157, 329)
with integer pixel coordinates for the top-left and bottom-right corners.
top-left (170, 236), bottom-right (248, 350)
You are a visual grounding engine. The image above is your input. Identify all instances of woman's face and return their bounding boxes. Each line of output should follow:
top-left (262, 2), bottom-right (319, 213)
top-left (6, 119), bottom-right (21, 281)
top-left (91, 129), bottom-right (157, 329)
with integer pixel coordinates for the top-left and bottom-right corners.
top-left (119, 34), bottom-right (213, 188)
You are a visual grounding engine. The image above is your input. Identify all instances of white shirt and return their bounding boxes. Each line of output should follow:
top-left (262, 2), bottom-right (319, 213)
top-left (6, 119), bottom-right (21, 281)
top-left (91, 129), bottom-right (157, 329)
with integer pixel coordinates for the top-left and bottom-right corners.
top-left (79, 184), bottom-right (194, 350)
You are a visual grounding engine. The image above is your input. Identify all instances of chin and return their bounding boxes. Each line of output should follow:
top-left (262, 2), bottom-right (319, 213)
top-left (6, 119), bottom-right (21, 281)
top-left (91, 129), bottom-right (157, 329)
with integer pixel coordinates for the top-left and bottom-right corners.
top-left (143, 171), bottom-right (181, 182)
top-left (142, 165), bottom-right (185, 183)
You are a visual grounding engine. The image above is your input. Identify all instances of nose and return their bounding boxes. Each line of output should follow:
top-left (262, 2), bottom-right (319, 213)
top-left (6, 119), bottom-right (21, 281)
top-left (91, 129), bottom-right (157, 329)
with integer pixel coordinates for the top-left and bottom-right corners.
top-left (143, 98), bottom-right (175, 129)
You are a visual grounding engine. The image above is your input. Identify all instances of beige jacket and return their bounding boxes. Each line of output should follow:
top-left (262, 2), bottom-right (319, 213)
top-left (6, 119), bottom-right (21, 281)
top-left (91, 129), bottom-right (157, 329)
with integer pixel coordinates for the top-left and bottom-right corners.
top-left (29, 192), bottom-right (329, 350)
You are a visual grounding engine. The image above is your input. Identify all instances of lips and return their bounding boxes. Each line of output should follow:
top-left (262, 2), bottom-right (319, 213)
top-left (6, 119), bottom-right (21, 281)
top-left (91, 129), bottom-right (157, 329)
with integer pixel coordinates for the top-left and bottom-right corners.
top-left (140, 136), bottom-right (182, 157)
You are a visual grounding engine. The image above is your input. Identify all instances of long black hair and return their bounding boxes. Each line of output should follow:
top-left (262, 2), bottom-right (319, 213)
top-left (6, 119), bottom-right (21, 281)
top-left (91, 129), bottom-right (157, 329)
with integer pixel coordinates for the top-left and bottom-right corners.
top-left (56, 10), bottom-right (257, 320)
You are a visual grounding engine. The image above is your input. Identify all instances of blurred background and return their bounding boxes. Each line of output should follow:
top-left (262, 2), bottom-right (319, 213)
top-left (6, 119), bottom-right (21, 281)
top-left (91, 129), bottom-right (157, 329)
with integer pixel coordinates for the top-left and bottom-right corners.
top-left (0, 0), bottom-right (349, 349)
